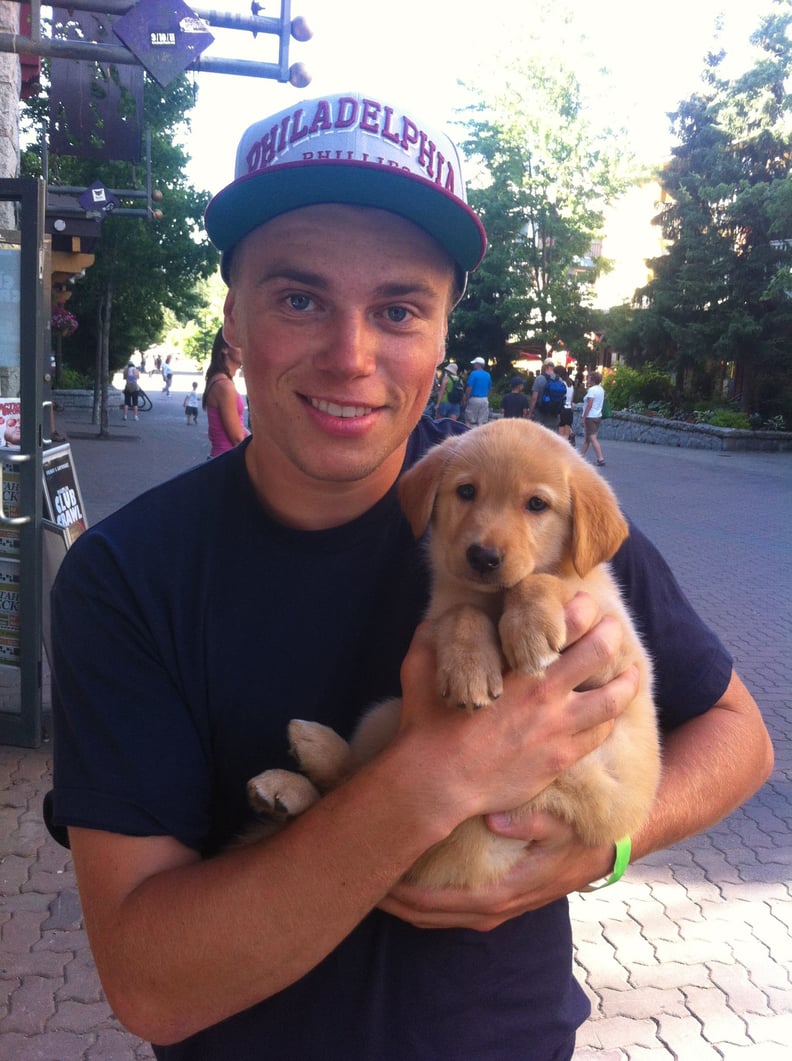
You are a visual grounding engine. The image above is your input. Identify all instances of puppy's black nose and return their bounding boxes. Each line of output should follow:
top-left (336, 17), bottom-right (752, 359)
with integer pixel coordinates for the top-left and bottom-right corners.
top-left (467, 543), bottom-right (502, 575)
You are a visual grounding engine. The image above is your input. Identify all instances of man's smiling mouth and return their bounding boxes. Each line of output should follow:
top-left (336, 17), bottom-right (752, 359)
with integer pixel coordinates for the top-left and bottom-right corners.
top-left (310, 398), bottom-right (374, 419)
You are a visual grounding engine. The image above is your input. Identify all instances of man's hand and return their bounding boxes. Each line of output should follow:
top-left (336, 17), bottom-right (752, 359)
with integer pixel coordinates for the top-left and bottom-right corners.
top-left (380, 811), bottom-right (614, 931)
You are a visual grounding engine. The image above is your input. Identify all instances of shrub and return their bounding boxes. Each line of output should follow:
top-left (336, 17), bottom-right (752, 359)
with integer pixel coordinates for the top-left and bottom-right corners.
top-left (56, 365), bottom-right (93, 390)
top-left (705, 410), bottom-right (751, 429)
top-left (604, 364), bottom-right (674, 411)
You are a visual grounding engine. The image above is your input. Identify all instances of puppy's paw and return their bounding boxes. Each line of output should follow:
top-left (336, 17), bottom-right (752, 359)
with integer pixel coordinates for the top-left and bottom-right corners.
top-left (288, 719), bottom-right (354, 789)
top-left (437, 650), bottom-right (503, 710)
top-left (500, 600), bottom-right (566, 675)
top-left (247, 769), bottom-right (320, 821)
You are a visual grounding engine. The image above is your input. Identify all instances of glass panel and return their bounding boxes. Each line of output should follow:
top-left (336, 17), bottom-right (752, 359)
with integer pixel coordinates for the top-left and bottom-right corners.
top-left (0, 231), bottom-right (23, 711)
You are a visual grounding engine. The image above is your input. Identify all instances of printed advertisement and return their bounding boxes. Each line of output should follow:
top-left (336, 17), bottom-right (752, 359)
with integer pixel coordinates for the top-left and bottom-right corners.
top-left (0, 459), bottom-right (21, 556)
top-left (0, 557), bottom-right (20, 666)
top-left (0, 399), bottom-right (21, 450)
top-left (42, 444), bottom-right (88, 545)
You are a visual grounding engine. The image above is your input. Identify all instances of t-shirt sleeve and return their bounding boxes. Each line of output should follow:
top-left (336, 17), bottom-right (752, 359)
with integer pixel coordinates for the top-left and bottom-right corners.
top-left (49, 523), bottom-right (213, 851)
top-left (611, 522), bottom-right (733, 730)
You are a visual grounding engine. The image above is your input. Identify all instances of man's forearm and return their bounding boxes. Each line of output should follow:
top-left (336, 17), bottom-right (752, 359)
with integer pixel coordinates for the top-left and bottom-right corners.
top-left (72, 743), bottom-right (455, 1046)
top-left (631, 669), bottom-right (773, 863)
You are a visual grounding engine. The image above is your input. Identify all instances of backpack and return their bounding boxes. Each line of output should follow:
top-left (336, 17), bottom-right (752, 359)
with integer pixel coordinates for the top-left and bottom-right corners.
top-left (540, 375), bottom-right (567, 415)
top-left (447, 376), bottom-right (465, 404)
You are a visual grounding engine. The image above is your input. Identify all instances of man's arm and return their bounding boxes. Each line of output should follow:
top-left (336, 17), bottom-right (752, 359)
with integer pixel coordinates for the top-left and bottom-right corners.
top-left (382, 667), bottom-right (773, 931)
top-left (68, 601), bottom-right (635, 1045)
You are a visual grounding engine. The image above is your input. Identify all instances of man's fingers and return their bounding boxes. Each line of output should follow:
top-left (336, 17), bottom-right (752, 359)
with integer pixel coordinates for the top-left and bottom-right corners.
top-left (573, 664), bottom-right (640, 741)
top-left (551, 612), bottom-right (624, 693)
top-left (562, 592), bottom-right (601, 647)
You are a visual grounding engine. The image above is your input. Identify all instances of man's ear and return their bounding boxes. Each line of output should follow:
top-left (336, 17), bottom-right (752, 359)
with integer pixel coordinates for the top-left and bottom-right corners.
top-left (223, 289), bottom-right (239, 348)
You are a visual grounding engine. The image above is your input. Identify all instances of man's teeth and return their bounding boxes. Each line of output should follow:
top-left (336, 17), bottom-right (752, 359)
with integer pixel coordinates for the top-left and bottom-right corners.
top-left (311, 398), bottom-right (372, 418)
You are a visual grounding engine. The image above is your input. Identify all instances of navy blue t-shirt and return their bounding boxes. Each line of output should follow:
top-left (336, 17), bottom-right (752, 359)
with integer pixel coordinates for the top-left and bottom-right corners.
top-left (50, 416), bottom-right (732, 1060)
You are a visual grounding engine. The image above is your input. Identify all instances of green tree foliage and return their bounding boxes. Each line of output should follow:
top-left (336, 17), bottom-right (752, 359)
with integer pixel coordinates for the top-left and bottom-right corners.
top-left (449, 58), bottom-right (630, 374)
top-left (637, 3), bottom-right (792, 421)
top-left (22, 74), bottom-right (217, 378)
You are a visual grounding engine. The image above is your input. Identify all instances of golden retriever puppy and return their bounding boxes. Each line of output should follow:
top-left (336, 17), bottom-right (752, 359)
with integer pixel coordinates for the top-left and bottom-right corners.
top-left (247, 419), bottom-right (661, 887)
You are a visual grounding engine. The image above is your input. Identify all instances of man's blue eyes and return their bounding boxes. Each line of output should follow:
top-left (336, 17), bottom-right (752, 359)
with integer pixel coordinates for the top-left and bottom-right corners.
top-left (288, 294), bottom-right (312, 310)
top-left (285, 297), bottom-right (410, 322)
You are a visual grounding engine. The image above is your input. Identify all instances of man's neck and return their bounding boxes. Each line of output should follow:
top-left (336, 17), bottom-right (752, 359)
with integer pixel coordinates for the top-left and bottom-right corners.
top-left (244, 443), bottom-right (405, 531)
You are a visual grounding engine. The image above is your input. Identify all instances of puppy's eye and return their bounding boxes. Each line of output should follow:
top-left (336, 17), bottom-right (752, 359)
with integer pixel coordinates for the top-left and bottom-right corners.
top-left (526, 496), bottom-right (548, 512)
top-left (457, 483), bottom-right (476, 501)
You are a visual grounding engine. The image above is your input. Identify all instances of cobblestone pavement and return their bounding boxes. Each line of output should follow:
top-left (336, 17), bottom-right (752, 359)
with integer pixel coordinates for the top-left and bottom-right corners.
top-left (1, 393), bottom-right (790, 1060)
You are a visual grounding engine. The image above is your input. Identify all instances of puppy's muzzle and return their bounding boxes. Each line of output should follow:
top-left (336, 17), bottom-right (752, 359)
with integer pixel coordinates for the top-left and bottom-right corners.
top-left (466, 543), bottom-right (503, 576)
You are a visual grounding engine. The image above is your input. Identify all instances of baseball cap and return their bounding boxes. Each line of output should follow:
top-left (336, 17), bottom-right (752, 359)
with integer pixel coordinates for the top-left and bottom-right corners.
top-left (446, 362), bottom-right (458, 373)
top-left (205, 91), bottom-right (488, 283)
top-left (511, 376), bottom-right (525, 386)
top-left (471, 357), bottom-right (485, 365)
top-left (543, 357), bottom-right (555, 367)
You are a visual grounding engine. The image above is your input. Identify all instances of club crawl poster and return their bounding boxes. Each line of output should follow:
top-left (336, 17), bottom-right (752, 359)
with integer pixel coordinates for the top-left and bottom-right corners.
top-left (42, 443), bottom-right (88, 545)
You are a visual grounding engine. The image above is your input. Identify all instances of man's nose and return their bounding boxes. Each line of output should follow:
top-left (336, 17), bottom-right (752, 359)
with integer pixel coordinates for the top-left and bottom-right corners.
top-left (315, 313), bottom-right (377, 376)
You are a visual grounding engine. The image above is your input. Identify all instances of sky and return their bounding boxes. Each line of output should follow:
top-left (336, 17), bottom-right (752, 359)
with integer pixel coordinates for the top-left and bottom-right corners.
top-left (184, 0), bottom-right (779, 194)
top-left (181, 0), bottom-right (783, 306)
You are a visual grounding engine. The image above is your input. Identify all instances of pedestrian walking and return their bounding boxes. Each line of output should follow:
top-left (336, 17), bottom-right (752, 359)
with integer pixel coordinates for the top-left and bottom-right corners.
top-left (500, 376), bottom-right (530, 419)
top-left (529, 358), bottom-right (566, 431)
top-left (556, 365), bottom-right (576, 446)
top-left (581, 371), bottom-right (607, 466)
top-left (436, 361), bottom-right (465, 420)
top-left (122, 361), bottom-right (140, 422)
top-left (183, 381), bottom-right (200, 425)
top-left (464, 356), bottom-right (492, 425)
top-left (161, 355), bottom-right (174, 396)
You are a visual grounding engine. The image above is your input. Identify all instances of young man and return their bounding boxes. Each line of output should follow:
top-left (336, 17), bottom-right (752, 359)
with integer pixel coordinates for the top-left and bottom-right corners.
top-left (49, 92), bottom-right (772, 1061)
top-left (464, 355), bottom-right (492, 425)
top-left (530, 357), bottom-right (565, 430)
top-left (500, 375), bottom-right (530, 418)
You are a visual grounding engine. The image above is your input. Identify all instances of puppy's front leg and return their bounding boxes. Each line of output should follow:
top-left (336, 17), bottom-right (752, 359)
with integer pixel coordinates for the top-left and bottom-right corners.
top-left (434, 604), bottom-right (503, 710)
top-left (500, 574), bottom-right (570, 675)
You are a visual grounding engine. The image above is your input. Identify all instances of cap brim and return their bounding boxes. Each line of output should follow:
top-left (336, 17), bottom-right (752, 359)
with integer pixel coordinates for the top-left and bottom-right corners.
top-left (205, 160), bottom-right (487, 275)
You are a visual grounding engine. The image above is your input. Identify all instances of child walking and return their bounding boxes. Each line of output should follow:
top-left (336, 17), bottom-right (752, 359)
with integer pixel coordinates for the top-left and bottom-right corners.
top-left (184, 381), bottom-right (200, 425)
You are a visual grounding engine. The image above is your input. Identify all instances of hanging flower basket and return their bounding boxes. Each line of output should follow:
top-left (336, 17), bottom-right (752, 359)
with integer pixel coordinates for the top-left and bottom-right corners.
top-left (50, 305), bottom-right (79, 337)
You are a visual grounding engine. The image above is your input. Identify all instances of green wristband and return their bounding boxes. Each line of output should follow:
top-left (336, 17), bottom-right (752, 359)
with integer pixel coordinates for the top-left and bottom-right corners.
top-left (582, 836), bottom-right (631, 891)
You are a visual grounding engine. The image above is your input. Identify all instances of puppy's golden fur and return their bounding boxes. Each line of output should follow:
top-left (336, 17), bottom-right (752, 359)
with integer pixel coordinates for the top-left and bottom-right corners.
top-left (247, 419), bottom-right (661, 887)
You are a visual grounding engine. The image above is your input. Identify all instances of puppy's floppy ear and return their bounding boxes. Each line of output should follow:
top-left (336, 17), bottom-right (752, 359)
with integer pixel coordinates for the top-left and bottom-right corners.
top-left (568, 463), bottom-right (629, 576)
top-left (398, 439), bottom-right (458, 538)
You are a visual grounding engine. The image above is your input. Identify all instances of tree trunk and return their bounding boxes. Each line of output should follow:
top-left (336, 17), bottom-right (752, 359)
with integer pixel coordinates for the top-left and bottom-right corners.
top-left (99, 282), bottom-right (112, 437)
top-left (93, 298), bottom-right (102, 425)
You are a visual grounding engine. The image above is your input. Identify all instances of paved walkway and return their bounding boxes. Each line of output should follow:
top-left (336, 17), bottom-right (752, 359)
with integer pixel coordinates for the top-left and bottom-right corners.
top-left (1, 390), bottom-right (790, 1060)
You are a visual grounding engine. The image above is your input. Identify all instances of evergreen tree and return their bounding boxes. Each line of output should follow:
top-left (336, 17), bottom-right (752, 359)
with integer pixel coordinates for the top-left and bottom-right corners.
top-left (639, 3), bottom-right (792, 421)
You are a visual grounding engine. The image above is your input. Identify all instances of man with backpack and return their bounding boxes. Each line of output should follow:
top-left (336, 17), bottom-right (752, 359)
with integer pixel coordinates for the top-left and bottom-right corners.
top-left (530, 357), bottom-right (567, 431)
top-left (436, 361), bottom-right (465, 421)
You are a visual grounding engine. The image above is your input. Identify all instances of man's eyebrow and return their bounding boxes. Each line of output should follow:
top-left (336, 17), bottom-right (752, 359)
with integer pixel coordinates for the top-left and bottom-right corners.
top-left (255, 269), bottom-right (446, 301)
top-left (255, 266), bottom-right (328, 289)
top-left (372, 281), bottom-right (445, 301)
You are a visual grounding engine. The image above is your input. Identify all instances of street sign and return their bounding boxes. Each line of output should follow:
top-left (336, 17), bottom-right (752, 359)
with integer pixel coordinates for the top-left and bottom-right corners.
top-left (113, 0), bottom-right (215, 88)
top-left (77, 181), bottom-right (121, 216)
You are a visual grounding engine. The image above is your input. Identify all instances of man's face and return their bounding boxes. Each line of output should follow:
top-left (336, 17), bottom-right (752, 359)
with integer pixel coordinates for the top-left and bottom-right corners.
top-left (224, 204), bottom-right (454, 514)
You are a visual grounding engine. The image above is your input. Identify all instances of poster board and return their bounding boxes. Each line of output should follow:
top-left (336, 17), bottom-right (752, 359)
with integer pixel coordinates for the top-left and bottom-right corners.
top-left (41, 519), bottom-right (71, 668)
top-left (0, 556), bottom-right (20, 665)
top-left (42, 443), bottom-right (88, 545)
top-left (0, 457), bottom-right (22, 558)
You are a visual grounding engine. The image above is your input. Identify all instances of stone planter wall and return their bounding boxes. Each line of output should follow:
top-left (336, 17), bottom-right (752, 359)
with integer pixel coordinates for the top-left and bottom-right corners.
top-left (53, 388), bottom-right (122, 409)
top-left (571, 408), bottom-right (792, 453)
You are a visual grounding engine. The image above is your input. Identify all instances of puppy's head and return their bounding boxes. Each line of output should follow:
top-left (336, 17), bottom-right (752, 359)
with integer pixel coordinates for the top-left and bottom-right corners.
top-left (399, 420), bottom-right (628, 588)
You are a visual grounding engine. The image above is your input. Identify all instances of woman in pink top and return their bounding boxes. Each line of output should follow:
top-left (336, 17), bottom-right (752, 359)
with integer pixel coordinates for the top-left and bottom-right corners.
top-left (202, 328), bottom-right (251, 457)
